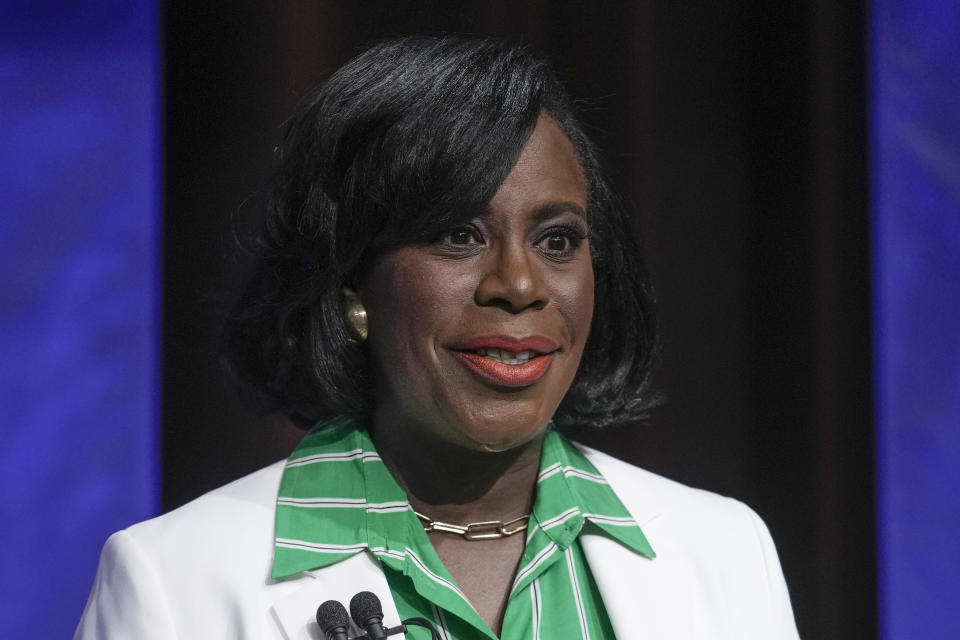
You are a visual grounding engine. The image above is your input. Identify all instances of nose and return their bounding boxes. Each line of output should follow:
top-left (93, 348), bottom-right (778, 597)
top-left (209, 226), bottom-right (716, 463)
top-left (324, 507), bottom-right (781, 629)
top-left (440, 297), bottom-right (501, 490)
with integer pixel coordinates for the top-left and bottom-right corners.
top-left (474, 243), bottom-right (549, 313)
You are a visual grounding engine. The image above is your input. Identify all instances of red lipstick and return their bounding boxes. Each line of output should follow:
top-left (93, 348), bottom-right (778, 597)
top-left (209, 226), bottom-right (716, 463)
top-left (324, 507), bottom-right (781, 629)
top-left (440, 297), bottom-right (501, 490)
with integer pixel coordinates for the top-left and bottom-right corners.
top-left (450, 334), bottom-right (559, 388)
top-left (453, 334), bottom-right (559, 354)
top-left (455, 352), bottom-right (553, 387)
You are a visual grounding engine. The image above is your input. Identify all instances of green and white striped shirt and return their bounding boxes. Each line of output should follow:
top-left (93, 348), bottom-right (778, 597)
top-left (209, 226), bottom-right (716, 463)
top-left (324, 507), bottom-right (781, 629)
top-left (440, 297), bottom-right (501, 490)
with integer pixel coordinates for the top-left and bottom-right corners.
top-left (273, 416), bottom-right (655, 639)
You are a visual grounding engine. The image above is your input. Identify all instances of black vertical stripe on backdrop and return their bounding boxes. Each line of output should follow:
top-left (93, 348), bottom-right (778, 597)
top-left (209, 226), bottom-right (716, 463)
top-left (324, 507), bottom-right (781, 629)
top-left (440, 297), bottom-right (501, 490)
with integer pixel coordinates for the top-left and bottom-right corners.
top-left (162, 2), bottom-right (874, 638)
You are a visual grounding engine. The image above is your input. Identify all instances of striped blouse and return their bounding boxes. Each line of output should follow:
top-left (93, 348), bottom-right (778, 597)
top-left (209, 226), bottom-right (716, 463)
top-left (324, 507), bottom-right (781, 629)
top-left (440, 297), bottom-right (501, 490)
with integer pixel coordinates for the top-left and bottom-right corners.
top-left (272, 416), bottom-right (655, 639)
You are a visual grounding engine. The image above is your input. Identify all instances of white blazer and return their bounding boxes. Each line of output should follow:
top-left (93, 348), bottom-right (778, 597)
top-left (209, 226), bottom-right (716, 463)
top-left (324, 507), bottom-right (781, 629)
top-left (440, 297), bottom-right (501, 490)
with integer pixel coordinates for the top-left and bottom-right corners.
top-left (76, 445), bottom-right (800, 639)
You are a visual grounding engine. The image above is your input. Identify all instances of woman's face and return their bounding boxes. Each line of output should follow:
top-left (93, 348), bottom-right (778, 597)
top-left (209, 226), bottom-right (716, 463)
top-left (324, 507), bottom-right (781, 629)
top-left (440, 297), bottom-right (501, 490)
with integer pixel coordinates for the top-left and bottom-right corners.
top-left (362, 115), bottom-right (594, 452)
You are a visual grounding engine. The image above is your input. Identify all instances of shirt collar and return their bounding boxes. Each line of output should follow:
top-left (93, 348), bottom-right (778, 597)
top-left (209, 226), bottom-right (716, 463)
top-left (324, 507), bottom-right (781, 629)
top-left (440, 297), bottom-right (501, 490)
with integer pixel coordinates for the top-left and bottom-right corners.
top-left (272, 416), bottom-right (409, 580)
top-left (532, 429), bottom-right (655, 558)
top-left (272, 418), bottom-right (654, 581)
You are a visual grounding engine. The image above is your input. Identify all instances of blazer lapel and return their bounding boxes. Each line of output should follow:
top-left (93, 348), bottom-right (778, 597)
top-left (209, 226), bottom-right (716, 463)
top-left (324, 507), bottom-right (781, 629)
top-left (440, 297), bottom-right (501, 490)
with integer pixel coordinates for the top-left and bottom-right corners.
top-left (582, 516), bottom-right (698, 640)
top-left (578, 445), bottom-right (700, 640)
top-left (269, 551), bottom-right (406, 640)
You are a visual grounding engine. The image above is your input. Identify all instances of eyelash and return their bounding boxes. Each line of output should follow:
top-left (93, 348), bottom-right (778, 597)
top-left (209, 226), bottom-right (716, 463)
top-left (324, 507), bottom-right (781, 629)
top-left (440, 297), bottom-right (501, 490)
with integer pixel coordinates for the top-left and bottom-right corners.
top-left (436, 224), bottom-right (588, 260)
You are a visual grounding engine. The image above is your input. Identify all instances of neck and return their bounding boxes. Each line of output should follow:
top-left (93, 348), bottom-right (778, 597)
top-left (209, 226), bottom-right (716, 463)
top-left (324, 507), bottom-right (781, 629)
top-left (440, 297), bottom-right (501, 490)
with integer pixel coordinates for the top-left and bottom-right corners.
top-left (369, 414), bottom-right (546, 525)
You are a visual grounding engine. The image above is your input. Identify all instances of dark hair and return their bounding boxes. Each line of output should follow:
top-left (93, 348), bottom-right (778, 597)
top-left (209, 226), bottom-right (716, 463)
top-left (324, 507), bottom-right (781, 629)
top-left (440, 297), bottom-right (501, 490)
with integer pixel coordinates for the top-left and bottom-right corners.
top-left (224, 35), bottom-right (657, 430)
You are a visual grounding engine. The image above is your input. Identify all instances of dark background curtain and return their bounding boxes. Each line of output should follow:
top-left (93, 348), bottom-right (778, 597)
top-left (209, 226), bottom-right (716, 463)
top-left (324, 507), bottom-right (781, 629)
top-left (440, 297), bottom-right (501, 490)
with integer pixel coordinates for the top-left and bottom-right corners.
top-left (163, 2), bottom-right (874, 638)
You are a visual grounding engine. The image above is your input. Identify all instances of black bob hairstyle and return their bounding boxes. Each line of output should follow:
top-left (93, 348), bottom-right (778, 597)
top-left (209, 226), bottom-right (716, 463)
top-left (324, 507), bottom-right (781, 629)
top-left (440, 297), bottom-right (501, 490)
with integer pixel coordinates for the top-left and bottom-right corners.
top-left (224, 35), bottom-right (657, 430)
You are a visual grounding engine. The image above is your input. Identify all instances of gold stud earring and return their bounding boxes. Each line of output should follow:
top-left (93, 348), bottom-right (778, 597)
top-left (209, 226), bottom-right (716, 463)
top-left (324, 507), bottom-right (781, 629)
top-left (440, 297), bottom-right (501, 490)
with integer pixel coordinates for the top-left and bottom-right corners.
top-left (343, 289), bottom-right (368, 342)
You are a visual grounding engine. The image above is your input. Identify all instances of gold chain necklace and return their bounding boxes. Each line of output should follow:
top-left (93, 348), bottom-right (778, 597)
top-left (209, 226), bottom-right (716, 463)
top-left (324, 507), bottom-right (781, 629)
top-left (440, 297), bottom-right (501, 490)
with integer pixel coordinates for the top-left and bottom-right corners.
top-left (414, 510), bottom-right (530, 541)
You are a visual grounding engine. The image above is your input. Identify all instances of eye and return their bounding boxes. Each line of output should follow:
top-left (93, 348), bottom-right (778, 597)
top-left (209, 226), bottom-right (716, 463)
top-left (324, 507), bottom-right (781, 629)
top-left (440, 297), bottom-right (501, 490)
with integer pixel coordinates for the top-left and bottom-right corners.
top-left (447, 226), bottom-right (480, 245)
top-left (436, 224), bottom-right (484, 251)
top-left (543, 233), bottom-right (572, 252)
top-left (534, 226), bottom-right (586, 258)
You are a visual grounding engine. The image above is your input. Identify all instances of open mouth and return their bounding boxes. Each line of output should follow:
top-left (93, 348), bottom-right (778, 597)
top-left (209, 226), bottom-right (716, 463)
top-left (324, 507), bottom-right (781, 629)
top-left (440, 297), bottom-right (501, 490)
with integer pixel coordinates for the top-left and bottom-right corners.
top-left (452, 341), bottom-right (557, 388)
top-left (470, 348), bottom-right (541, 365)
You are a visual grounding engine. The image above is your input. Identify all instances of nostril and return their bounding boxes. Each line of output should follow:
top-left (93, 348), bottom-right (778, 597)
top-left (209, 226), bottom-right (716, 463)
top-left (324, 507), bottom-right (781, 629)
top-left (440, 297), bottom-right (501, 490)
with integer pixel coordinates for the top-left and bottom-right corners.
top-left (475, 268), bottom-right (549, 313)
top-left (475, 296), bottom-right (545, 314)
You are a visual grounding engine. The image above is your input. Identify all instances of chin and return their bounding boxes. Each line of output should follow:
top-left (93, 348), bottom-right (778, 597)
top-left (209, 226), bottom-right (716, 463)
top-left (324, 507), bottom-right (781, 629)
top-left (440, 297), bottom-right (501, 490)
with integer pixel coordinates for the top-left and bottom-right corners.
top-left (452, 405), bottom-right (554, 453)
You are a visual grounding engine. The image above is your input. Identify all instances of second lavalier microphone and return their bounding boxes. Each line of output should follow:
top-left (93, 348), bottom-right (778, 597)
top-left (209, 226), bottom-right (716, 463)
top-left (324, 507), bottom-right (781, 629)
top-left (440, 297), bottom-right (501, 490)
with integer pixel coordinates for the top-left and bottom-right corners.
top-left (350, 591), bottom-right (388, 640)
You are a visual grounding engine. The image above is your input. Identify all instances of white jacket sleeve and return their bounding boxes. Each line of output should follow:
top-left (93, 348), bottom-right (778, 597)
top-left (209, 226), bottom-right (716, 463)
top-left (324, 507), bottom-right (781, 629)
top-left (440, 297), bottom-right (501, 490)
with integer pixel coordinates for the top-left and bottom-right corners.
top-left (75, 530), bottom-right (178, 640)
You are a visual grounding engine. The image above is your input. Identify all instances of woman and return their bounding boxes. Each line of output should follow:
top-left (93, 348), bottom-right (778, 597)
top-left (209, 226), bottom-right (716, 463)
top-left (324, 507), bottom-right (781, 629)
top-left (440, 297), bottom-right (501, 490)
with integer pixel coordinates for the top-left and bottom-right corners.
top-left (77, 36), bottom-right (800, 639)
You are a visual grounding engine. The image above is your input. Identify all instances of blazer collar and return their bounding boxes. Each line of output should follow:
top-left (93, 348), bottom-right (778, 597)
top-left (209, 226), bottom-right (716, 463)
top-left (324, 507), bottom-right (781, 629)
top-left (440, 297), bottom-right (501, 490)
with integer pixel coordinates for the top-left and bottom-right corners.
top-left (575, 443), bottom-right (665, 527)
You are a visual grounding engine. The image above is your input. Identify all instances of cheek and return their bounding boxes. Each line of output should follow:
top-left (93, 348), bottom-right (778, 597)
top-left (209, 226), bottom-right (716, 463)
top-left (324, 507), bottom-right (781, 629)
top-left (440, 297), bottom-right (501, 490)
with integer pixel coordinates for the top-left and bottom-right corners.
top-left (365, 261), bottom-right (422, 361)
top-left (557, 263), bottom-right (595, 351)
top-left (363, 254), bottom-right (471, 364)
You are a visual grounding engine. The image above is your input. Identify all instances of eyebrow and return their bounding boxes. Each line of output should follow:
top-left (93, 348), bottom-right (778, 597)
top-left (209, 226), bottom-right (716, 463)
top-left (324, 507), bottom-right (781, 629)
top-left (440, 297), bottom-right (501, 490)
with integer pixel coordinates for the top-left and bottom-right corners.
top-left (533, 201), bottom-right (588, 223)
top-left (478, 201), bottom-right (587, 224)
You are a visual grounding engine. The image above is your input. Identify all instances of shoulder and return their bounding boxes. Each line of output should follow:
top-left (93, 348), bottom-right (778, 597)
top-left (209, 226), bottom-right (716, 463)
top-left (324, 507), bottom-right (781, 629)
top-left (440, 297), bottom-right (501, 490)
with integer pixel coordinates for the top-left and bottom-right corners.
top-left (76, 461), bottom-right (290, 639)
top-left (576, 442), bottom-right (782, 576)
top-left (121, 459), bottom-right (288, 590)
top-left (127, 459), bottom-right (286, 548)
top-left (576, 443), bottom-right (753, 516)
top-left (573, 444), bottom-right (800, 639)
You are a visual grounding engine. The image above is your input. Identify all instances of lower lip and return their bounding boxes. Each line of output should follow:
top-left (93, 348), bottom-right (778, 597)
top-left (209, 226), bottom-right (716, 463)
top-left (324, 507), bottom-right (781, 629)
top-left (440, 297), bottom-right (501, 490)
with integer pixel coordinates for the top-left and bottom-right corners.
top-left (454, 352), bottom-right (554, 387)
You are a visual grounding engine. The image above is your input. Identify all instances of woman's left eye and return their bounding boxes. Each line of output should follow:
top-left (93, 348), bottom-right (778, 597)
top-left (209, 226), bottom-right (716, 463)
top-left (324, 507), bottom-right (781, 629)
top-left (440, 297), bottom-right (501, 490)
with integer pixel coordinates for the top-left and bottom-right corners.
top-left (534, 227), bottom-right (585, 256)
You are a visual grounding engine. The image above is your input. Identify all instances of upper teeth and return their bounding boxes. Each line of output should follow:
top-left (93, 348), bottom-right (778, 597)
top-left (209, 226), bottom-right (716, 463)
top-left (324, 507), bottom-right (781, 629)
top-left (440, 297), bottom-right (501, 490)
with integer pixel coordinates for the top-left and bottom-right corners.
top-left (474, 348), bottom-right (537, 365)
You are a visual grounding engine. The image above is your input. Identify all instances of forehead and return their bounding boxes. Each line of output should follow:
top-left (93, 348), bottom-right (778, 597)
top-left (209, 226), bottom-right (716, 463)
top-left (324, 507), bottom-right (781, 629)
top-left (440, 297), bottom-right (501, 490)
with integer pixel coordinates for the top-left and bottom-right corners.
top-left (486, 115), bottom-right (588, 219)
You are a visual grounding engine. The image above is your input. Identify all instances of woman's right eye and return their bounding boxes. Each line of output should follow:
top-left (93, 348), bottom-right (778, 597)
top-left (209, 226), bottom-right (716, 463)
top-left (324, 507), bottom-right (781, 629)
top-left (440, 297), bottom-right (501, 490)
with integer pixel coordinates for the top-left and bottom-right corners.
top-left (439, 225), bottom-right (482, 246)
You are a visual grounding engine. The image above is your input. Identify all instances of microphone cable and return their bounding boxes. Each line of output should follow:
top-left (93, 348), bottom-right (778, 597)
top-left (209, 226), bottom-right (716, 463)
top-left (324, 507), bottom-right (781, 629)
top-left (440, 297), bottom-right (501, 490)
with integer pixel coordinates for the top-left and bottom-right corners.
top-left (396, 616), bottom-right (441, 640)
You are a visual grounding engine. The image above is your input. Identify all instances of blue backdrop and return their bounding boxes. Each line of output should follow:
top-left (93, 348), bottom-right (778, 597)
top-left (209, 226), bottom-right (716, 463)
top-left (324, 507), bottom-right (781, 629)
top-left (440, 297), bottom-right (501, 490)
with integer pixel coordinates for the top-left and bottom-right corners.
top-left (872, 1), bottom-right (960, 637)
top-left (0, 2), bottom-right (160, 637)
